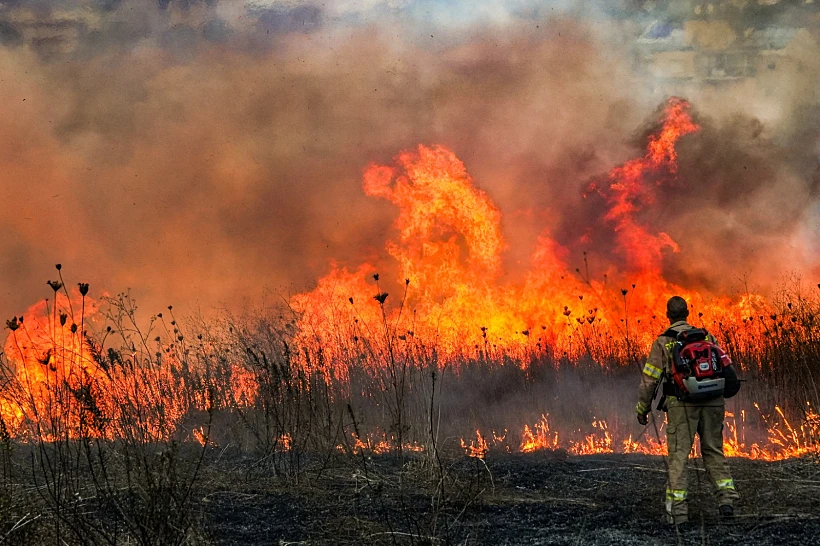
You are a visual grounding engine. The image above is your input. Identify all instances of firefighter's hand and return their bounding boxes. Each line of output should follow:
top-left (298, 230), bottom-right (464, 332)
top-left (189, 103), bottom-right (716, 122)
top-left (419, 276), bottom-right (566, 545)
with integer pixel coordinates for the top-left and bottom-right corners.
top-left (635, 401), bottom-right (649, 425)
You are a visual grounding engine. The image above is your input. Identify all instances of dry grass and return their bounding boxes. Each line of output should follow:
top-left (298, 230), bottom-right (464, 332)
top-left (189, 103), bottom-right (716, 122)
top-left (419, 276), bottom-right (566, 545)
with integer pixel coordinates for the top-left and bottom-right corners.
top-left (0, 270), bottom-right (817, 544)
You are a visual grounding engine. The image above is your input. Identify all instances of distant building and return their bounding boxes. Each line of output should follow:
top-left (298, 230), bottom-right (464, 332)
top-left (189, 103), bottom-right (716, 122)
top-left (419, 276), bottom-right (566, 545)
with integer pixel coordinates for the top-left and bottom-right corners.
top-left (635, 19), bottom-right (816, 84)
top-left (0, 4), bottom-right (100, 56)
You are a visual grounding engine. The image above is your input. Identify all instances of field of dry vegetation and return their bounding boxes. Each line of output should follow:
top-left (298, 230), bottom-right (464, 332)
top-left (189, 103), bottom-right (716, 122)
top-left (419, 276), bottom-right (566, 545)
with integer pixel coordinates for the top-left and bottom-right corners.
top-left (0, 270), bottom-right (818, 545)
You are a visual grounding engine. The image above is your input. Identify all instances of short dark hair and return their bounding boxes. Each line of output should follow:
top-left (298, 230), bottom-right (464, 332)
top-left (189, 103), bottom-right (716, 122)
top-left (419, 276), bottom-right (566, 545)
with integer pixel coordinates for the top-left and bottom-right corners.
top-left (666, 296), bottom-right (689, 321)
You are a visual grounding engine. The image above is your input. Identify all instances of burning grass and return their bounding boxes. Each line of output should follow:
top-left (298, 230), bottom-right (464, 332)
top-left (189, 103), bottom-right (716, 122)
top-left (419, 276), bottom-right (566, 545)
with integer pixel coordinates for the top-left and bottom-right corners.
top-left (0, 268), bottom-right (818, 543)
top-left (0, 266), bottom-right (818, 544)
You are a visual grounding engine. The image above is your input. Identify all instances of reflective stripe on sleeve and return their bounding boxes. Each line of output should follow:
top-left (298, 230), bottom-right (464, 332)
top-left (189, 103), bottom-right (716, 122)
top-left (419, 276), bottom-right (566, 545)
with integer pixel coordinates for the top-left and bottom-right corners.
top-left (642, 362), bottom-right (662, 379)
top-left (636, 401), bottom-right (648, 414)
top-left (716, 479), bottom-right (735, 491)
top-left (665, 488), bottom-right (687, 501)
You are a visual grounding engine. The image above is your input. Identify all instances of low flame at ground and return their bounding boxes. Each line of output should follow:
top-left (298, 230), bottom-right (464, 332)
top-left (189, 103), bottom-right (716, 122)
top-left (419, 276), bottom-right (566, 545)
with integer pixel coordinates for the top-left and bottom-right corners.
top-left (459, 405), bottom-right (820, 461)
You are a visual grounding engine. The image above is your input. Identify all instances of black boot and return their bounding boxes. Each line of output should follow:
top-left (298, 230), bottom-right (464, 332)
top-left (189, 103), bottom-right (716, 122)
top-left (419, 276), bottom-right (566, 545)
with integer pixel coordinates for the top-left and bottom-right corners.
top-left (719, 505), bottom-right (734, 518)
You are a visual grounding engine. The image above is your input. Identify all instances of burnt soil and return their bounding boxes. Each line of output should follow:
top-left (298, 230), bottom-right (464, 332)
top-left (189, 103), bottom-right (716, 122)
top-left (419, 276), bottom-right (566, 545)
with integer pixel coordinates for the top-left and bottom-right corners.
top-left (200, 452), bottom-right (820, 545)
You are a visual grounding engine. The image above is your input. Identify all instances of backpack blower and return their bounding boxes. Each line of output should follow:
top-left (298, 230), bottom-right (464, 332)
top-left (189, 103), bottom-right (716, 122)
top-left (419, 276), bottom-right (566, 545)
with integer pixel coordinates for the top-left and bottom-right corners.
top-left (662, 328), bottom-right (731, 403)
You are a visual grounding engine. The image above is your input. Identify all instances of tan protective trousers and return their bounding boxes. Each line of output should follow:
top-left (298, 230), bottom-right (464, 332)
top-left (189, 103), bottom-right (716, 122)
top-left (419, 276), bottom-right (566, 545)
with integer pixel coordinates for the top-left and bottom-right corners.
top-left (665, 401), bottom-right (740, 521)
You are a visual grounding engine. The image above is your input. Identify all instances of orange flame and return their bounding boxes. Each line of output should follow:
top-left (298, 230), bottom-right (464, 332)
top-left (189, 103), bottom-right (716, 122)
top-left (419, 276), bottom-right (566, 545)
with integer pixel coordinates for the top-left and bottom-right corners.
top-left (0, 293), bottom-right (250, 441)
top-left (463, 405), bottom-right (819, 460)
top-left (290, 98), bottom-right (744, 372)
top-left (1, 293), bottom-right (104, 440)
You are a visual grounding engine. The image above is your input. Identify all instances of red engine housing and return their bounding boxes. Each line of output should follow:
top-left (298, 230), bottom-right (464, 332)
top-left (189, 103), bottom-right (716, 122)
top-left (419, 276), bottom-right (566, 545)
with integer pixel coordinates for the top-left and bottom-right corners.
top-left (669, 329), bottom-right (731, 401)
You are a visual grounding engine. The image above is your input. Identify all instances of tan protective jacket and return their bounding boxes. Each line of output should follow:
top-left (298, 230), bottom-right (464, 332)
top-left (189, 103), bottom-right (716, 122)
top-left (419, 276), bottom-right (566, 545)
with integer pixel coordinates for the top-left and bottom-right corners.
top-left (636, 320), bottom-right (725, 414)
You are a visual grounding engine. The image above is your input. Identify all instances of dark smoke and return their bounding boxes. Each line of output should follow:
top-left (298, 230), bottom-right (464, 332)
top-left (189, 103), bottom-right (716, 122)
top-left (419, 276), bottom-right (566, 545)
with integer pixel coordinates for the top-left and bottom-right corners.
top-left (561, 100), bottom-right (820, 295)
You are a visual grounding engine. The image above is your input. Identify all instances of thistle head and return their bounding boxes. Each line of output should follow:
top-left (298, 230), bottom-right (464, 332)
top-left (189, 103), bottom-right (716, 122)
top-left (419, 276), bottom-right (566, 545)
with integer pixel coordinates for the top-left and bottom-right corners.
top-left (5, 317), bottom-right (19, 332)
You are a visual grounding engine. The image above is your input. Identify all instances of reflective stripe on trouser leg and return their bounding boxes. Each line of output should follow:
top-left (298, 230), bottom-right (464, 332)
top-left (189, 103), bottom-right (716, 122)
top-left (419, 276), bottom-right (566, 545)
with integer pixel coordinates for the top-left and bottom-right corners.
top-left (665, 489), bottom-right (688, 523)
top-left (666, 403), bottom-right (698, 517)
top-left (666, 489), bottom-right (687, 501)
top-left (715, 478), bottom-right (739, 505)
top-left (716, 479), bottom-right (735, 491)
top-left (665, 489), bottom-right (687, 512)
top-left (699, 405), bottom-right (740, 506)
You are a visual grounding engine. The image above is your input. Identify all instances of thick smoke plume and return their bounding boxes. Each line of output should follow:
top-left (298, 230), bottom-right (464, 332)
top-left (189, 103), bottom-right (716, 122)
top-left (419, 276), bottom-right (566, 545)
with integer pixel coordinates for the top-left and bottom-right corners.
top-left (0, 0), bottom-right (818, 320)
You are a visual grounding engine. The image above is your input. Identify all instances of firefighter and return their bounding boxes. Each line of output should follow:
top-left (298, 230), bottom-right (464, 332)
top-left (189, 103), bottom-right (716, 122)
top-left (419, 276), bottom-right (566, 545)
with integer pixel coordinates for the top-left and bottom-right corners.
top-left (635, 296), bottom-right (741, 524)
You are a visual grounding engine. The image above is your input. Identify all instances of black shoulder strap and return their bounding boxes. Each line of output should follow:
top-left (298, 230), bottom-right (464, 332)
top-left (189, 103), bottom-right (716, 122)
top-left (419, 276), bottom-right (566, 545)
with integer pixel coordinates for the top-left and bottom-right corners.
top-left (661, 328), bottom-right (679, 339)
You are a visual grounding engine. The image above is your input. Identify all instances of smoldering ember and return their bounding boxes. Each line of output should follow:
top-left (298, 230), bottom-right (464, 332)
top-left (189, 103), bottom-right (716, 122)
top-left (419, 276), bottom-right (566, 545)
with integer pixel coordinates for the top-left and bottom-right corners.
top-left (1, 1), bottom-right (820, 545)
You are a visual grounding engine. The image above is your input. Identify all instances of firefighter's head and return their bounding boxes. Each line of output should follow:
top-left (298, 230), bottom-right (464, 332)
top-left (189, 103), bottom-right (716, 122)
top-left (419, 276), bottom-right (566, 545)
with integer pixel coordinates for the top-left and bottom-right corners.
top-left (666, 296), bottom-right (689, 323)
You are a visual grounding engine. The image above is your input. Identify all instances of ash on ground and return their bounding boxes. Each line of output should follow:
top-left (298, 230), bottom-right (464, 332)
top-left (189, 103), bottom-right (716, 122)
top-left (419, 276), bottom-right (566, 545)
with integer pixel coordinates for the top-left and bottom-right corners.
top-left (202, 453), bottom-right (819, 545)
